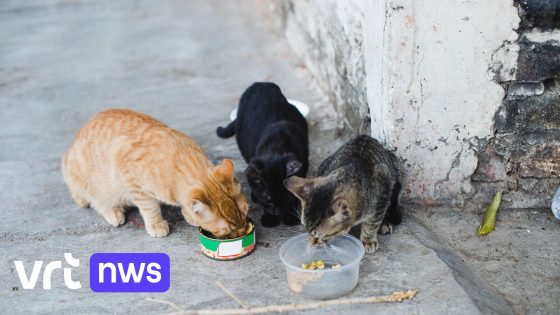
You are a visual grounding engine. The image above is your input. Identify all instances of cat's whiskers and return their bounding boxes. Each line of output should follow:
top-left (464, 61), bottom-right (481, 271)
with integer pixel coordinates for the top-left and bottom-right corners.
top-left (291, 205), bottom-right (303, 223)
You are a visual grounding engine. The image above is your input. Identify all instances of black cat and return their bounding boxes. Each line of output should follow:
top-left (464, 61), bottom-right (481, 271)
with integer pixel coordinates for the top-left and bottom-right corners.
top-left (216, 82), bottom-right (309, 227)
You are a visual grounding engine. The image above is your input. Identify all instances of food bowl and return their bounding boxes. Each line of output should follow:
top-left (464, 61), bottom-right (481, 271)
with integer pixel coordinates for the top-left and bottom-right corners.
top-left (229, 99), bottom-right (310, 121)
top-left (279, 233), bottom-right (365, 300)
top-left (199, 220), bottom-right (256, 261)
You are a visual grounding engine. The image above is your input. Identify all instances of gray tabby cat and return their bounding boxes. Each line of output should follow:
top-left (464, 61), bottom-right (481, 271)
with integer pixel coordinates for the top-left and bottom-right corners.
top-left (284, 135), bottom-right (402, 253)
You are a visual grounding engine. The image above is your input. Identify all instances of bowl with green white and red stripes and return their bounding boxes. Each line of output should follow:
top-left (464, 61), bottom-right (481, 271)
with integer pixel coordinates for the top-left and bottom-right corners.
top-left (199, 220), bottom-right (256, 260)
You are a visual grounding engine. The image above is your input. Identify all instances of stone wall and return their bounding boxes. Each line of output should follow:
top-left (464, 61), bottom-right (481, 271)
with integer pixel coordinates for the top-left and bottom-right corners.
top-left (258, 0), bottom-right (560, 210)
top-left (472, 0), bottom-right (560, 209)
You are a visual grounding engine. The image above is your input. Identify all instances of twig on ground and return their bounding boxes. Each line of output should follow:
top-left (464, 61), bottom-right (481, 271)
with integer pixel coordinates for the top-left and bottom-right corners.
top-left (146, 288), bottom-right (418, 315)
top-left (216, 281), bottom-right (250, 309)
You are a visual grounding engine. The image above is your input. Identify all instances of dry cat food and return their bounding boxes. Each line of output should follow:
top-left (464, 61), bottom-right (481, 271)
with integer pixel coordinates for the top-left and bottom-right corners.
top-left (301, 260), bottom-right (342, 270)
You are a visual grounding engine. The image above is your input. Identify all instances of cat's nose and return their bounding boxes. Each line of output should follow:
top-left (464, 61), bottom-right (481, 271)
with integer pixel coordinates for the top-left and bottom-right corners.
top-left (308, 229), bottom-right (319, 244)
top-left (309, 234), bottom-right (319, 245)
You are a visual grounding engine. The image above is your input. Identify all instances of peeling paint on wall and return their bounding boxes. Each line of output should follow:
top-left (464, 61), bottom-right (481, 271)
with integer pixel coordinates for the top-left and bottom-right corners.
top-left (374, 0), bottom-right (520, 206)
top-left (259, 0), bottom-right (559, 209)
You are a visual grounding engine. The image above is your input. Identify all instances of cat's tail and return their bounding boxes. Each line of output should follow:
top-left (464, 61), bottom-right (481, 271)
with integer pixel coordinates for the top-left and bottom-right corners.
top-left (216, 120), bottom-right (236, 138)
top-left (384, 181), bottom-right (403, 225)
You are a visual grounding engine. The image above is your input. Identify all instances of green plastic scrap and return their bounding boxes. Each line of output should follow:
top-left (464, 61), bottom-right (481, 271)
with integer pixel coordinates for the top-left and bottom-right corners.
top-left (477, 190), bottom-right (503, 236)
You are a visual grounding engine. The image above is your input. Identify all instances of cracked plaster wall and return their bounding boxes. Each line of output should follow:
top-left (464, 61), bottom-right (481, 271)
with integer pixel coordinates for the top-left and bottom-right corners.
top-left (367, 0), bottom-right (520, 206)
top-left (258, 1), bottom-right (551, 207)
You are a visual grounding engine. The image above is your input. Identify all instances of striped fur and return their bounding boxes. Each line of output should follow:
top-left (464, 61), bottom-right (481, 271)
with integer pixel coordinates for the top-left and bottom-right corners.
top-left (62, 109), bottom-right (249, 238)
top-left (285, 135), bottom-right (402, 253)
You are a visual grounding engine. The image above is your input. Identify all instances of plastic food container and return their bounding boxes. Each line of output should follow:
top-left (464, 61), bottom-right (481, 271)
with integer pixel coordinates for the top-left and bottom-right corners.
top-left (279, 233), bottom-right (365, 300)
top-left (199, 220), bottom-right (256, 261)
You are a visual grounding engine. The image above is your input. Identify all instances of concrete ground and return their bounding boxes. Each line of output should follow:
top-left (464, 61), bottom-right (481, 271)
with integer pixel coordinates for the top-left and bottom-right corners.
top-left (0, 1), bottom-right (557, 314)
top-left (409, 207), bottom-right (560, 315)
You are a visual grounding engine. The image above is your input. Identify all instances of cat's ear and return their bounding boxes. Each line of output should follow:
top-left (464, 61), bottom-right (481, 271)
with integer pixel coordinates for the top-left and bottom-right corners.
top-left (284, 176), bottom-right (313, 201)
top-left (190, 199), bottom-right (211, 221)
top-left (182, 188), bottom-right (209, 226)
top-left (245, 159), bottom-right (264, 179)
top-left (214, 159), bottom-right (235, 182)
top-left (285, 158), bottom-right (302, 177)
top-left (191, 199), bottom-right (206, 214)
top-left (187, 188), bottom-right (208, 212)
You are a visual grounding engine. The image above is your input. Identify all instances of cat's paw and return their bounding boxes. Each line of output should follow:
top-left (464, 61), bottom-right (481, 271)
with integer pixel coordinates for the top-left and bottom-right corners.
top-left (146, 220), bottom-right (169, 238)
top-left (283, 212), bottom-right (301, 226)
top-left (103, 207), bottom-right (125, 227)
top-left (362, 240), bottom-right (379, 254)
top-left (378, 222), bottom-right (393, 235)
top-left (261, 213), bottom-right (281, 227)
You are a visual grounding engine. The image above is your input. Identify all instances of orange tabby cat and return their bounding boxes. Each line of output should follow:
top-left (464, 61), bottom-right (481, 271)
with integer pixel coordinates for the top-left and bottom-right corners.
top-left (62, 109), bottom-right (249, 238)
